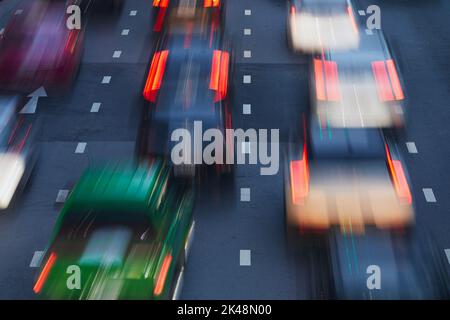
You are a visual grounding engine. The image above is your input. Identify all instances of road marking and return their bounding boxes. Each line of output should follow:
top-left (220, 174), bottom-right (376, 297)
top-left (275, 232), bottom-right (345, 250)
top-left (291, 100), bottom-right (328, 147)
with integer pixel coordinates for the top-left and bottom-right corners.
top-left (358, 10), bottom-right (366, 16)
top-left (121, 29), bottom-right (130, 36)
top-left (445, 249), bottom-right (450, 265)
top-left (244, 9), bottom-right (251, 16)
top-left (406, 142), bottom-right (418, 154)
top-left (129, 10), bottom-right (137, 16)
top-left (90, 102), bottom-right (101, 113)
top-left (56, 190), bottom-right (69, 203)
top-left (0, 28), bottom-right (4, 35)
top-left (75, 142), bottom-right (87, 154)
top-left (240, 188), bottom-right (251, 202)
top-left (172, 266), bottom-right (184, 300)
top-left (243, 75), bottom-right (251, 84)
top-left (244, 28), bottom-right (251, 36)
top-left (240, 250), bottom-right (251, 266)
top-left (102, 76), bottom-right (111, 84)
top-left (112, 50), bottom-right (122, 58)
top-left (30, 251), bottom-right (44, 268)
top-left (423, 188), bottom-right (437, 203)
top-left (15, 9), bottom-right (23, 15)
top-left (243, 50), bottom-right (252, 58)
top-left (243, 104), bottom-right (251, 115)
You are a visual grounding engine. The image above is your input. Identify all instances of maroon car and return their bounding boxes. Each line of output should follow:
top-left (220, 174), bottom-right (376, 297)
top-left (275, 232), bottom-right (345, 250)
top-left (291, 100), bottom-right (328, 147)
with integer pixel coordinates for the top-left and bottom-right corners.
top-left (0, 0), bottom-right (85, 93)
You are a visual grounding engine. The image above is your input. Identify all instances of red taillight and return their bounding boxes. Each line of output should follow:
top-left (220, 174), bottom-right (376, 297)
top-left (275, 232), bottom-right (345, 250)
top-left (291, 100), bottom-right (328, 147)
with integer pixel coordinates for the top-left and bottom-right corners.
top-left (385, 144), bottom-right (412, 204)
top-left (154, 253), bottom-right (172, 296)
top-left (153, 0), bottom-right (169, 7)
top-left (314, 58), bottom-right (341, 101)
top-left (347, 6), bottom-right (359, 34)
top-left (290, 144), bottom-right (309, 204)
top-left (204, 0), bottom-right (220, 7)
top-left (153, 7), bottom-right (168, 32)
top-left (290, 5), bottom-right (296, 15)
top-left (372, 60), bottom-right (404, 102)
top-left (143, 50), bottom-right (169, 102)
top-left (385, 59), bottom-right (404, 100)
top-left (209, 50), bottom-right (229, 102)
top-left (33, 253), bottom-right (57, 294)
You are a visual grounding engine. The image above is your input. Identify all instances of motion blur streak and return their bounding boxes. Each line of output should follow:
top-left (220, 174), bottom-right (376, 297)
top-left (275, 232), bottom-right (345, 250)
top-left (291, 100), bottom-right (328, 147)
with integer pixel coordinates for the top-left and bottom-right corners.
top-left (33, 253), bottom-right (57, 294)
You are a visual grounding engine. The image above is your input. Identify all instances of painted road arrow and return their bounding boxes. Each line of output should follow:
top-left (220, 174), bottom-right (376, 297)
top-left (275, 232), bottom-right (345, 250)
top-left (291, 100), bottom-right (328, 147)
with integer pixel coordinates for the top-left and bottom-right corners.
top-left (20, 87), bottom-right (47, 114)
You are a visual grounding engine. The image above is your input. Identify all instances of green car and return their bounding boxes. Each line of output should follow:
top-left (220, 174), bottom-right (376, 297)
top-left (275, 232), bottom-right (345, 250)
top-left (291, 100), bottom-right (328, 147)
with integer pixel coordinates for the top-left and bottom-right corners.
top-left (34, 159), bottom-right (195, 300)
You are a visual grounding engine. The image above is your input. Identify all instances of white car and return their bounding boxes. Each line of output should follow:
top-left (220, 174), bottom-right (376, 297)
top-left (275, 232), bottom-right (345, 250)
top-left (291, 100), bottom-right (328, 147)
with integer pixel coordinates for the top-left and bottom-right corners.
top-left (287, 0), bottom-right (360, 53)
top-left (0, 96), bottom-right (38, 209)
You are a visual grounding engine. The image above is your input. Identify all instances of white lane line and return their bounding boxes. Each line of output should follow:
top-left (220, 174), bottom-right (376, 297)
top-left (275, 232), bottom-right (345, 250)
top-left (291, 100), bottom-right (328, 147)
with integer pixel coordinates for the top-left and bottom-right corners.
top-left (244, 28), bottom-right (251, 36)
top-left (423, 188), bottom-right (437, 203)
top-left (102, 76), bottom-right (111, 84)
top-left (90, 102), bottom-right (101, 113)
top-left (172, 266), bottom-right (184, 300)
top-left (75, 142), bottom-right (87, 154)
top-left (243, 75), bottom-right (251, 84)
top-left (243, 104), bottom-right (251, 115)
top-left (240, 250), bottom-right (251, 266)
top-left (445, 249), bottom-right (450, 265)
top-left (406, 142), bottom-right (418, 154)
top-left (244, 9), bottom-right (251, 16)
top-left (112, 50), bottom-right (122, 58)
top-left (358, 10), bottom-right (366, 16)
top-left (129, 10), bottom-right (137, 16)
top-left (30, 251), bottom-right (44, 268)
top-left (56, 190), bottom-right (69, 203)
top-left (15, 9), bottom-right (23, 15)
top-left (240, 188), bottom-right (251, 202)
top-left (243, 50), bottom-right (252, 58)
top-left (121, 29), bottom-right (130, 36)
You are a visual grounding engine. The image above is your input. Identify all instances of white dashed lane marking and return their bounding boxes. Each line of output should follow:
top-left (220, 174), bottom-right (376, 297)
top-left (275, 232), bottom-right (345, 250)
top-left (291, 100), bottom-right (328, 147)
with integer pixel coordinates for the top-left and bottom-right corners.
top-left (75, 142), bottom-right (87, 154)
top-left (243, 75), bottom-right (251, 84)
top-left (90, 102), bottom-right (101, 113)
top-left (121, 29), bottom-right (130, 36)
top-left (244, 9), bottom-right (251, 16)
top-left (243, 104), bottom-right (251, 115)
top-left (30, 251), bottom-right (44, 268)
top-left (244, 28), bottom-right (251, 36)
top-left (406, 142), bottom-right (418, 154)
top-left (240, 250), bottom-right (251, 266)
top-left (423, 188), bottom-right (437, 203)
top-left (56, 190), bottom-right (69, 203)
top-left (129, 10), bottom-right (137, 16)
top-left (244, 50), bottom-right (252, 58)
top-left (113, 51), bottom-right (122, 58)
top-left (240, 188), bottom-right (251, 202)
top-left (102, 76), bottom-right (111, 84)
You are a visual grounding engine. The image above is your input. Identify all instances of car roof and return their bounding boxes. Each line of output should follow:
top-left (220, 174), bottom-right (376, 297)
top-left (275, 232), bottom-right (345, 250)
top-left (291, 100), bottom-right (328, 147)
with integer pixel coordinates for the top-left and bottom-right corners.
top-left (323, 30), bottom-right (390, 68)
top-left (309, 121), bottom-right (386, 160)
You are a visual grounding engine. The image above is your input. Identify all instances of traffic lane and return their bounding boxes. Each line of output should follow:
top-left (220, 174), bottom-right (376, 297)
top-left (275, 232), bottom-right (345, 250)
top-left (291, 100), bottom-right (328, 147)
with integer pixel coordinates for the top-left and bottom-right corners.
top-left (83, 0), bottom-right (154, 65)
top-left (38, 63), bottom-right (147, 142)
top-left (226, 0), bottom-right (307, 65)
top-left (232, 63), bottom-right (310, 144)
top-left (355, 0), bottom-right (450, 250)
top-left (0, 141), bottom-right (136, 299)
top-left (182, 161), bottom-right (299, 299)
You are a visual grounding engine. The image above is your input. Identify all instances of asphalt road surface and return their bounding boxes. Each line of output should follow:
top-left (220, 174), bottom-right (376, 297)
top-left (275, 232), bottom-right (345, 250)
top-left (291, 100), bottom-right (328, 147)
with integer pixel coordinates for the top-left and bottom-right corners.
top-left (0, 0), bottom-right (449, 299)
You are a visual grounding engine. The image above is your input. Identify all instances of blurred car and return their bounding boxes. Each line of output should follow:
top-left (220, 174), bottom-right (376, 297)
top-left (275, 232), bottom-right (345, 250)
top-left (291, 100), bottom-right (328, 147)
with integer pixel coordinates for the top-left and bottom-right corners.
top-left (0, 0), bottom-right (86, 93)
top-left (287, 0), bottom-right (359, 52)
top-left (33, 160), bottom-right (195, 300)
top-left (329, 228), bottom-right (450, 299)
top-left (152, 0), bottom-right (224, 32)
top-left (0, 95), bottom-right (39, 209)
top-left (311, 30), bottom-right (406, 128)
top-left (137, 28), bottom-right (233, 177)
top-left (284, 117), bottom-right (414, 234)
